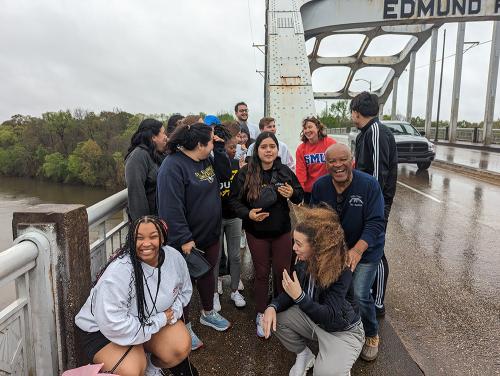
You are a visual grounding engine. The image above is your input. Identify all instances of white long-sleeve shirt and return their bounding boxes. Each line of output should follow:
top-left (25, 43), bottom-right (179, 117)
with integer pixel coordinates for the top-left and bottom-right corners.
top-left (75, 246), bottom-right (192, 346)
top-left (247, 139), bottom-right (296, 171)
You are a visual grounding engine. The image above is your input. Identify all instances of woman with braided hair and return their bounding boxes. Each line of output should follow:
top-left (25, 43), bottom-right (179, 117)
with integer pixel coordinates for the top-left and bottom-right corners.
top-left (75, 216), bottom-right (198, 376)
top-left (262, 206), bottom-right (364, 376)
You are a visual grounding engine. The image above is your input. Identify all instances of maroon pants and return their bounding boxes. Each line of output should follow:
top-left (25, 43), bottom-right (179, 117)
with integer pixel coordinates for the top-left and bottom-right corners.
top-left (246, 232), bottom-right (292, 314)
top-left (183, 241), bottom-right (219, 322)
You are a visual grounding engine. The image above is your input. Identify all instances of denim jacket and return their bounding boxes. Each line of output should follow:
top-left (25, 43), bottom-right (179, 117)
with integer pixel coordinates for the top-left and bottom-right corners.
top-left (269, 261), bottom-right (360, 333)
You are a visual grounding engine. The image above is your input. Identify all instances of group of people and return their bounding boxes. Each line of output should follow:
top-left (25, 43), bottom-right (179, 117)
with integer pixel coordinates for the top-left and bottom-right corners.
top-left (74, 93), bottom-right (398, 376)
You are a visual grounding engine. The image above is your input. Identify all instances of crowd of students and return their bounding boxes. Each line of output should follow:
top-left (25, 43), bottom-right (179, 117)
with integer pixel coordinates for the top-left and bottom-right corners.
top-left (75, 93), bottom-right (397, 376)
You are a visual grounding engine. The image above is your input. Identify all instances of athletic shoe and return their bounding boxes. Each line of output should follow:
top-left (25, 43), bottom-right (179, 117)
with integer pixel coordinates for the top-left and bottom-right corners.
top-left (238, 279), bottom-right (244, 291)
top-left (213, 293), bottom-right (221, 312)
top-left (186, 322), bottom-right (203, 351)
top-left (217, 277), bottom-right (224, 295)
top-left (230, 291), bottom-right (246, 308)
top-left (240, 234), bottom-right (246, 249)
top-left (361, 335), bottom-right (380, 361)
top-left (256, 313), bottom-right (265, 338)
top-left (376, 305), bottom-right (386, 318)
top-left (289, 347), bottom-right (315, 376)
top-left (200, 310), bottom-right (231, 331)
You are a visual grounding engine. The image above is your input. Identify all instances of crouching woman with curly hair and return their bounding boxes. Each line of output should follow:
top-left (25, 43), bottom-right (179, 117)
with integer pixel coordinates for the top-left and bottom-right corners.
top-left (75, 216), bottom-right (198, 376)
top-left (262, 206), bottom-right (364, 376)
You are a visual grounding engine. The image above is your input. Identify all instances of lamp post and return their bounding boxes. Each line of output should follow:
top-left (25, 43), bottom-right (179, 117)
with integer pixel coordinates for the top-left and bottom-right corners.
top-left (355, 78), bottom-right (372, 92)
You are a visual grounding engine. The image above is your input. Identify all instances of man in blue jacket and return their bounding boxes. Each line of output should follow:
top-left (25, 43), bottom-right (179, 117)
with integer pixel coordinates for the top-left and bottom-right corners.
top-left (311, 143), bottom-right (385, 361)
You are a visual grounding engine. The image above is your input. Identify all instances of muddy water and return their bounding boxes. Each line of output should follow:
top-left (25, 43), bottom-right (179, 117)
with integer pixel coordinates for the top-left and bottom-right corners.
top-left (0, 176), bottom-right (116, 309)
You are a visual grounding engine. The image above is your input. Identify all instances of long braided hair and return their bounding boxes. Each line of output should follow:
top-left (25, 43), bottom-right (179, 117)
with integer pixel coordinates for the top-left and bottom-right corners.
top-left (93, 215), bottom-right (168, 327)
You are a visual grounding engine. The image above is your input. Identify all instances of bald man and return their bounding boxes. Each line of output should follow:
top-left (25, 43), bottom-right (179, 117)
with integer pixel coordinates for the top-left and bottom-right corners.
top-left (311, 143), bottom-right (386, 362)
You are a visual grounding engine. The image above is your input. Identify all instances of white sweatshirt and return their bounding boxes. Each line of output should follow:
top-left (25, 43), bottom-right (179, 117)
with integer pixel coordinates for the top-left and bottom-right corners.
top-left (75, 245), bottom-right (192, 346)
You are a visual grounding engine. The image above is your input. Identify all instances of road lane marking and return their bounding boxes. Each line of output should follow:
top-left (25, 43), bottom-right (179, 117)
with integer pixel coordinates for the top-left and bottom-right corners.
top-left (397, 181), bottom-right (442, 203)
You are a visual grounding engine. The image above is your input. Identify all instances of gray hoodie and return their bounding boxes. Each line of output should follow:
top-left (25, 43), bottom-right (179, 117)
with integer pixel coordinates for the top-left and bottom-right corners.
top-left (75, 246), bottom-right (192, 346)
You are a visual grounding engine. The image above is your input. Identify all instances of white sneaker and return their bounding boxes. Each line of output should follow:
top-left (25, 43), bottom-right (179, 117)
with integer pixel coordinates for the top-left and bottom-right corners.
top-left (213, 293), bottom-right (221, 312)
top-left (289, 347), bottom-right (315, 376)
top-left (230, 291), bottom-right (246, 308)
top-left (217, 277), bottom-right (224, 295)
top-left (238, 279), bottom-right (244, 291)
top-left (240, 234), bottom-right (246, 248)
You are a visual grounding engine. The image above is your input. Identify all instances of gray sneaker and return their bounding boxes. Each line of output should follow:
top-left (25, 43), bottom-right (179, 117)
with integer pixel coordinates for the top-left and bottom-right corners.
top-left (200, 310), bottom-right (231, 331)
top-left (360, 335), bottom-right (379, 361)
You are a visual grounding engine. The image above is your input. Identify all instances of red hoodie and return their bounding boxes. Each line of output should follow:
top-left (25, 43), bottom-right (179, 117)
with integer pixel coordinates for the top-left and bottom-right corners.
top-left (295, 136), bottom-right (336, 193)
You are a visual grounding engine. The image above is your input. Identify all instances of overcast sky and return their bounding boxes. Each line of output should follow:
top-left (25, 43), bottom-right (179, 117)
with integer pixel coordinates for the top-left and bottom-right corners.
top-left (0, 0), bottom-right (498, 124)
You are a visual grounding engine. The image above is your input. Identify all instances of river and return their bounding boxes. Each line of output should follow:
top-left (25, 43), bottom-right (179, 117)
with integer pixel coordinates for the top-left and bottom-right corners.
top-left (0, 176), bottom-right (117, 308)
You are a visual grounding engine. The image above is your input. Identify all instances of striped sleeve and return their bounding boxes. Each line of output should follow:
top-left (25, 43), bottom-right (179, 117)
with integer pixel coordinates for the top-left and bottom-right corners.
top-left (371, 121), bottom-right (380, 180)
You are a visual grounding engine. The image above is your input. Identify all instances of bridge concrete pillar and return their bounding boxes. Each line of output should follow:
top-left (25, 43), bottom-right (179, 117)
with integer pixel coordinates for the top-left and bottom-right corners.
top-left (449, 23), bottom-right (466, 143)
top-left (379, 103), bottom-right (384, 118)
top-left (391, 77), bottom-right (399, 120)
top-left (484, 21), bottom-right (500, 146)
top-left (13, 205), bottom-right (91, 371)
top-left (406, 51), bottom-right (416, 122)
top-left (265, 0), bottom-right (316, 152)
top-left (425, 28), bottom-right (439, 138)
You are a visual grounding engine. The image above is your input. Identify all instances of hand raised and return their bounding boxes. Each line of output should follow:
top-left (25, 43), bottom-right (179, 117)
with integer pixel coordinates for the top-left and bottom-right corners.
top-left (282, 270), bottom-right (302, 300)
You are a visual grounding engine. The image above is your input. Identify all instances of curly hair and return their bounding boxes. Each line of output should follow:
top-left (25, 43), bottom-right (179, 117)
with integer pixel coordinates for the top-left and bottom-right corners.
top-left (300, 116), bottom-right (328, 143)
top-left (294, 205), bottom-right (347, 288)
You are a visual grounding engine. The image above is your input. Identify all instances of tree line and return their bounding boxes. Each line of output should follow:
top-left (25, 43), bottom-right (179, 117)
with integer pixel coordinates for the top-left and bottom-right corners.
top-left (1, 105), bottom-right (496, 189)
top-left (0, 110), bottom-right (223, 189)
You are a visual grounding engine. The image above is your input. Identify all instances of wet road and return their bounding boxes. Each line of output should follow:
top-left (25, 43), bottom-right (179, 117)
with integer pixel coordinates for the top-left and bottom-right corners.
top-left (187, 163), bottom-right (499, 375)
top-left (386, 164), bottom-right (500, 375)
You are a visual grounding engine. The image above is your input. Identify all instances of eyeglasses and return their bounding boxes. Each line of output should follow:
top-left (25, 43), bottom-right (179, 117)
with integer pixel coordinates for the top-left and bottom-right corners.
top-left (238, 109), bottom-right (249, 113)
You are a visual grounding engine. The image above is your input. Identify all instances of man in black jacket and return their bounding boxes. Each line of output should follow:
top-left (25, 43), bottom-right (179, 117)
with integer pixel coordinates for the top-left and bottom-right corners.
top-left (351, 92), bottom-right (397, 321)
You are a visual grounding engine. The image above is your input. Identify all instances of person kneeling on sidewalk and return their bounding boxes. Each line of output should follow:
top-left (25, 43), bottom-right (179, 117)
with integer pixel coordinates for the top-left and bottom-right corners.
top-left (263, 206), bottom-right (364, 376)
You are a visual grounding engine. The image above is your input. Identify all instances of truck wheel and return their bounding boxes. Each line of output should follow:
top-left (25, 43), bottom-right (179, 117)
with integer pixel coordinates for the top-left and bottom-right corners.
top-left (417, 161), bottom-right (431, 170)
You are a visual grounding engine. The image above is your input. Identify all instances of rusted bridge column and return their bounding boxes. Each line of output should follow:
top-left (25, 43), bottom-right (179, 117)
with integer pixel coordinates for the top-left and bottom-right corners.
top-left (13, 204), bottom-right (91, 371)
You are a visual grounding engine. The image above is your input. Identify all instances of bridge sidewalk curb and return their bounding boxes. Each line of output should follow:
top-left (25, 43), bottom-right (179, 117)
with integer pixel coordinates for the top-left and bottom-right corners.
top-left (433, 159), bottom-right (500, 183)
top-left (435, 141), bottom-right (500, 153)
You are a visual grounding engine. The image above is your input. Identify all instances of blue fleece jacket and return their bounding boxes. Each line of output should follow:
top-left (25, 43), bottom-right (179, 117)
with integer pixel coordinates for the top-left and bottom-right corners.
top-left (311, 170), bottom-right (385, 263)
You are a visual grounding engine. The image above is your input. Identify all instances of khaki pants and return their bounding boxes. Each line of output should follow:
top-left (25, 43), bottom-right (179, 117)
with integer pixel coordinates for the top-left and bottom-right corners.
top-left (275, 305), bottom-right (364, 376)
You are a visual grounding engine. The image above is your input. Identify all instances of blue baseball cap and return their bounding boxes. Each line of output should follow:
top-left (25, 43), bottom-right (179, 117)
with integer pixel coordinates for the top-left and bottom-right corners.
top-left (204, 115), bottom-right (221, 126)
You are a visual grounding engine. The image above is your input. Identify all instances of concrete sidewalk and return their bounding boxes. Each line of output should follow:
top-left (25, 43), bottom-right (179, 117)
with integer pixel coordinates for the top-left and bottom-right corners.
top-left (434, 143), bottom-right (500, 175)
top-left (187, 249), bottom-right (423, 376)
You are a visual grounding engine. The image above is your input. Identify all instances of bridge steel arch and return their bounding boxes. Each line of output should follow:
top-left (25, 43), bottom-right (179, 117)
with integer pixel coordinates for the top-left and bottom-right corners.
top-left (265, 0), bottom-right (500, 150)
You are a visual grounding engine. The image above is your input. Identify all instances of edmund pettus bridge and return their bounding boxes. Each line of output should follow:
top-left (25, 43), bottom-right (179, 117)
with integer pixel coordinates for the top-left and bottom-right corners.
top-left (1, 1), bottom-right (499, 375)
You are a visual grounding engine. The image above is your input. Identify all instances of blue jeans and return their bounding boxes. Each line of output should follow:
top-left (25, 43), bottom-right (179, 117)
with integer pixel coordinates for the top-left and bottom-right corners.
top-left (352, 261), bottom-right (379, 337)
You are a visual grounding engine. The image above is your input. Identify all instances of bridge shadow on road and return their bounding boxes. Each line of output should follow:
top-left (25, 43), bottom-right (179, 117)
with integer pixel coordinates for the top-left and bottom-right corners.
top-left (188, 248), bottom-right (423, 376)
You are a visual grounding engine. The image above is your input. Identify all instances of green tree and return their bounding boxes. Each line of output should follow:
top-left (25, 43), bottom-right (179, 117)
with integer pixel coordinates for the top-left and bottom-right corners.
top-left (67, 139), bottom-right (103, 185)
top-left (42, 111), bottom-right (77, 154)
top-left (42, 152), bottom-right (68, 182)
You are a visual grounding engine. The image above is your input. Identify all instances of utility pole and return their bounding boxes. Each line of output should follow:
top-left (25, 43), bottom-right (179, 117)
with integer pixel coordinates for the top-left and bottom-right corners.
top-left (434, 29), bottom-right (446, 143)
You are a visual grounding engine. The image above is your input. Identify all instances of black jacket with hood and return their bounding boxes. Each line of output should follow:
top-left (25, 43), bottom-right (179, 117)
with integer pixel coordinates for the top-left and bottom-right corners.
top-left (355, 117), bottom-right (398, 221)
top-left (229, 158), bottom-right (303, 238)
top-left (269, 261), bottom-right (360, 333)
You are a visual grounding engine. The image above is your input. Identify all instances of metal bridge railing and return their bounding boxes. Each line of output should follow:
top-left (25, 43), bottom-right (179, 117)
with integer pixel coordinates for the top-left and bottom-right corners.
top-left (0, 231), bottom-right (59, 375)
top-left (87, 189), bottom-right (129, 281)
top-left (327, 127), bottom-right (500, 144)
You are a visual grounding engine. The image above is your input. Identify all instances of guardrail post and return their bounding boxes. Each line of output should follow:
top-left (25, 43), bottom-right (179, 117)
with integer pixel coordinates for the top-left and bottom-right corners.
top-left (13, 204), bottom-right (91, 371)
